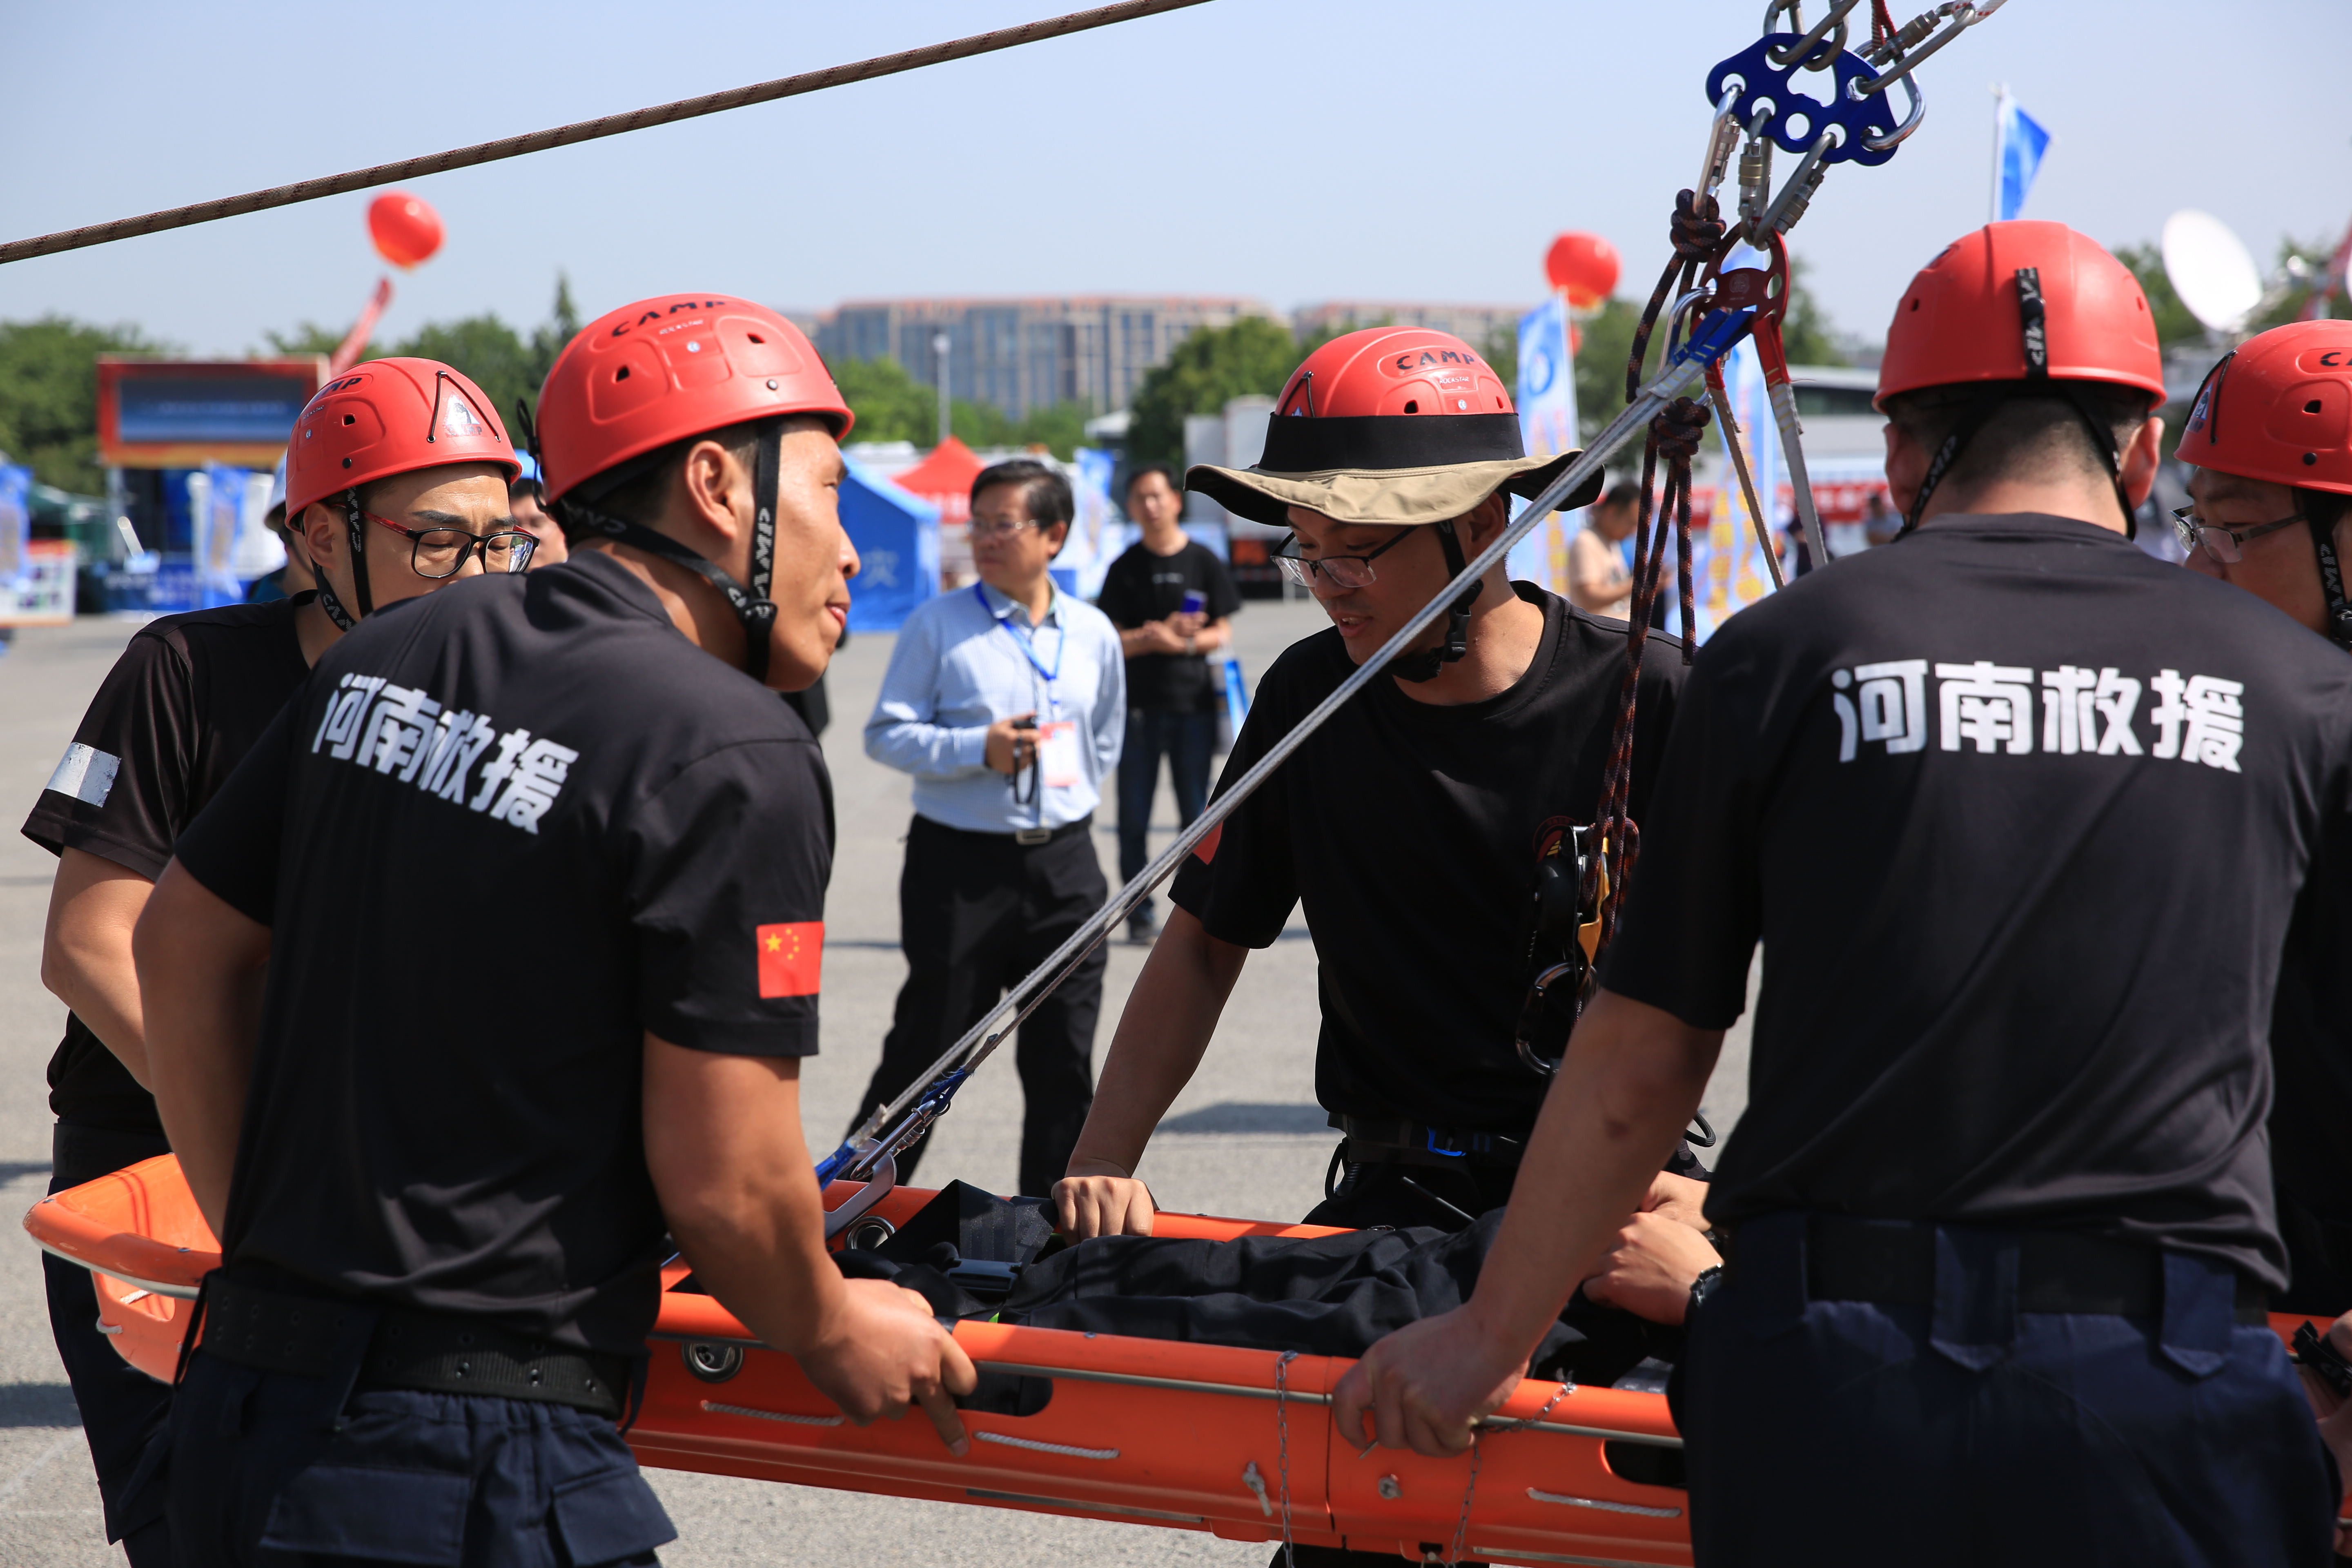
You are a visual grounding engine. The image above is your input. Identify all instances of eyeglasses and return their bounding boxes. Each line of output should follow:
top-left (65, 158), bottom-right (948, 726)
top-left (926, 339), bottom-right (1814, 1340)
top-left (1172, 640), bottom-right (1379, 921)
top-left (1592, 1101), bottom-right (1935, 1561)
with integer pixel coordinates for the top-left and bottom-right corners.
top-left (2168, 506), bottom-right (2304, 565)
top-left (969, 518), bottom-right (1047, 541)
top-left (1270, 528), bottom-right (1414, 590)
top-left (367, 513), bottom-right (537, 578)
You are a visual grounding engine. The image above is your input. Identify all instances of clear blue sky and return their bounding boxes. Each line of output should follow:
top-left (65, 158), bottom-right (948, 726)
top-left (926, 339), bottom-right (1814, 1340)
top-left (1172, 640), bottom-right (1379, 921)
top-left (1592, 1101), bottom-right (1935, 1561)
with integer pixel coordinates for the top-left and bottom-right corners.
top-left (2, 0), bottom-right (2344, 361)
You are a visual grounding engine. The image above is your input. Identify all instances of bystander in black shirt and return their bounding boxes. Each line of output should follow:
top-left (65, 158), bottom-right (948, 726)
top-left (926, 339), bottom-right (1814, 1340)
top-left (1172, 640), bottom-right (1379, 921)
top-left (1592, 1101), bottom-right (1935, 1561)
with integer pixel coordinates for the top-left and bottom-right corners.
top-left (173, 551), bottom-right (834, 1354)
top-left (22, 597), bottom-right (312, 1134)
top-left (1601, 513), bottom-right (2352, 1288)
top-left (1169, 584), bottom-right (1683, 1137)
top-left (2269, 828), bottom-right (2352, 1295)
top-left (1096, 539), bottom-right (1243, 713)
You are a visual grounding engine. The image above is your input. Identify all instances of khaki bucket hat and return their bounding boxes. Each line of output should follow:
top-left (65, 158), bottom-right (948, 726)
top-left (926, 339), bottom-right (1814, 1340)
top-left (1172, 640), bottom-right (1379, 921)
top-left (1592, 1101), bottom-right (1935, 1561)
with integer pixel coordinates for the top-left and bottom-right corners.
top-left (1183, 325), bottom-right (1604, 528)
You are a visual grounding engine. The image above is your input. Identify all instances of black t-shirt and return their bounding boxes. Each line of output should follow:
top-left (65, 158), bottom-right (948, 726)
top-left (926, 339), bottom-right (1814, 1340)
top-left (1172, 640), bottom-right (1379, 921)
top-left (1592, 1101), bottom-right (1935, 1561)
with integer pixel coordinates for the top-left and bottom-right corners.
top-left (1095, 540), bottom-right (1243, 714)
top-left (1601, 514), bottom-right (2352, 1287)
top-left (174, 551), bottom-right (834, 1354)
top-left (21, 596), bottom-right (311, 1133)
top-left (1170, 586), bottom-right (1685, 1136)
top-left (2272, 823), bottom-right (2352, 1227)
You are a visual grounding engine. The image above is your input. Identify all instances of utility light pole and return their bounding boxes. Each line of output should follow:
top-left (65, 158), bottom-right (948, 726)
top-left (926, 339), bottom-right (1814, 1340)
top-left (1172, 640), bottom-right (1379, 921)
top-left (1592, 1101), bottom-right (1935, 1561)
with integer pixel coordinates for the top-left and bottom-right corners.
top-left (933, 331), bottom-right (952, 446)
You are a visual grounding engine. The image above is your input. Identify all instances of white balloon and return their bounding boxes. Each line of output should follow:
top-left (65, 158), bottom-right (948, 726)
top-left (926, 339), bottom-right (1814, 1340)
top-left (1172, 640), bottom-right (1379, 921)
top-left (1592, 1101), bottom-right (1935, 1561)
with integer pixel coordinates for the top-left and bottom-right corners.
top-left (2162, 209), bottom-right (2263, 333)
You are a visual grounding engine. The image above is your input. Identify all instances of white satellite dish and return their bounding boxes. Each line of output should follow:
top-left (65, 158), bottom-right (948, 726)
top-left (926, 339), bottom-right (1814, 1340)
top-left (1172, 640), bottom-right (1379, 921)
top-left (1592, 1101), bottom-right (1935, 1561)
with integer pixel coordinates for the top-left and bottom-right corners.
top-left (2162, 209), bottom-right (2264, 334)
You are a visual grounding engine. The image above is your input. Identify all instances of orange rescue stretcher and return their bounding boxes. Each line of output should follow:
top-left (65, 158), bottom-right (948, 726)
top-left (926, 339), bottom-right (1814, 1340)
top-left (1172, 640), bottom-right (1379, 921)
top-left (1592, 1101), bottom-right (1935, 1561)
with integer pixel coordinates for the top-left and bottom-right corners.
top-left (26, 1156), bottom-right (2346, 1567)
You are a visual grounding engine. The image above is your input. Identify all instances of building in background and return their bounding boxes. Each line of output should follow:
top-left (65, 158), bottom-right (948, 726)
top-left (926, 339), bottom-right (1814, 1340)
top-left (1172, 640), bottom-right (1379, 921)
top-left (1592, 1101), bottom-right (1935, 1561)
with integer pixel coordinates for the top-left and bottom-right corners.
top-left (815, 296), bottom-right (1278, 420)
top-left (1291, 301), bottom-right (1525, 351)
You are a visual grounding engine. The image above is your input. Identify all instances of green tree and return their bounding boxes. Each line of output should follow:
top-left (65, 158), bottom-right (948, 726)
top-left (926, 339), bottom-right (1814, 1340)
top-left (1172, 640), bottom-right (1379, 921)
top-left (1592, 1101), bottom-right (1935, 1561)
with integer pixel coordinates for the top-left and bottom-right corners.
top-left (1125, 316), bottom-right (1307, 463)
top-left (1778, 257), bottom-right (1847, 368)
top-left (2113, 243), bottom-right (2207, 349)
top-left (0, 316), bottom-right (176, 492)
top-left (1572, 296), bottom-right (1645, 445)
top-left (829, 354), bottom-right (936, 445)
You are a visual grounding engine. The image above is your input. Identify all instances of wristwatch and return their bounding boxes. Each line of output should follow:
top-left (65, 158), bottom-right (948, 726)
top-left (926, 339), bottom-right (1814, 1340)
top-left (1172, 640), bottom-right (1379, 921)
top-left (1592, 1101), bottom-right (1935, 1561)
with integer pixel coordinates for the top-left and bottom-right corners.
top-left (1184, 635), bottom-right (1197, 655)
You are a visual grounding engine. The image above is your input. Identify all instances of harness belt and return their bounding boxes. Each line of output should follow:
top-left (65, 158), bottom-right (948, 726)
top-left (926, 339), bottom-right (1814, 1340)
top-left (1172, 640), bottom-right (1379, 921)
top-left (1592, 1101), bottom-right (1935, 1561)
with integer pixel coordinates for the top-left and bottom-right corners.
top-left (1333, 1114), bottom-right (1525, 1169)
top-left (1727, 1214), bottom-right (2267, 1323)
top-left (199, 1274), bottom-right (630, 1417)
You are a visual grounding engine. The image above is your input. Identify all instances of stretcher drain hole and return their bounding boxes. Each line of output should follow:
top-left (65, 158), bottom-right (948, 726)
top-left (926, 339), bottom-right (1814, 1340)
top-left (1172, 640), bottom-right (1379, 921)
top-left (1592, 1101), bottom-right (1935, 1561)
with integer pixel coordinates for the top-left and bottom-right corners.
top-left (682, 1342), bottom-right (745, 1383)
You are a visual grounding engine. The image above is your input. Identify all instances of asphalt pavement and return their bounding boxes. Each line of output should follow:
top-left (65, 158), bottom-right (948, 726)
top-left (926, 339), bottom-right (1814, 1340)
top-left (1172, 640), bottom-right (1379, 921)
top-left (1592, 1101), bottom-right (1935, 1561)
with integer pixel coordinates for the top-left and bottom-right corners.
top-left (0, 587), bottom-right (1750, 1566)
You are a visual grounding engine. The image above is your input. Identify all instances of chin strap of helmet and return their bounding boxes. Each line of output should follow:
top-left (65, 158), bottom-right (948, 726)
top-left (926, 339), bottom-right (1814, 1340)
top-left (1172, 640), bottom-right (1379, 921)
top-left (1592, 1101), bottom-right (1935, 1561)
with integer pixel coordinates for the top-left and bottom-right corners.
top-left (1391, 518), bottom-right (1480, 684)
top-left (1902, 268), bottom-right (2140, 538)
top-left (557, 419), bottom-right (784, 684)
top-left (312, 489), bottom-right (371, 630)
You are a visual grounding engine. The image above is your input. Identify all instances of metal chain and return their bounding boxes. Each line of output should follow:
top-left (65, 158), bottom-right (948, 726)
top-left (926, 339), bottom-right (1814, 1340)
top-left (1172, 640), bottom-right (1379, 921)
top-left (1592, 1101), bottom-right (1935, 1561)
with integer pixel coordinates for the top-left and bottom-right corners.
top-left (1274, 1350), bottom-right (1301, 1568)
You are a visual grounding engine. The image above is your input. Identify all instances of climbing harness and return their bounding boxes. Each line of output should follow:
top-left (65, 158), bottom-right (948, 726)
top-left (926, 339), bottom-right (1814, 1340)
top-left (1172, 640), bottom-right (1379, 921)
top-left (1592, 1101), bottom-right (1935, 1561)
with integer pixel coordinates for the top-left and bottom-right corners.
top-left (815, 0), bottom-right (2008, 1194)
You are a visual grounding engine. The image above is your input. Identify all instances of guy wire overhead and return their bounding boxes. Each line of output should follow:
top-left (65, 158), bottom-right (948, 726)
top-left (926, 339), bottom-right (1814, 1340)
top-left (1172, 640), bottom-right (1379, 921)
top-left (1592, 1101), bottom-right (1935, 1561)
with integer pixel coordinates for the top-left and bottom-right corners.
top-left (0, 0), bottom-right (1216, 268)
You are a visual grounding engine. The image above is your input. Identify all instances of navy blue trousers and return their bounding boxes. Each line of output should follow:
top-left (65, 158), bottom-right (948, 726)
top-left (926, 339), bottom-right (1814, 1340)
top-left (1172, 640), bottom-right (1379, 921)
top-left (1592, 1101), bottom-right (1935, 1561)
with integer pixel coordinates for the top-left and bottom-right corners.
top-left (1677, 1214), bottom-right (2339, 1567)
top-left (1116, 707), bottom-right (1216, 920)
top-left (45, 1121), bottom-right (175, 1567)
top-left (166, 1343), bottom-right (674, 1568)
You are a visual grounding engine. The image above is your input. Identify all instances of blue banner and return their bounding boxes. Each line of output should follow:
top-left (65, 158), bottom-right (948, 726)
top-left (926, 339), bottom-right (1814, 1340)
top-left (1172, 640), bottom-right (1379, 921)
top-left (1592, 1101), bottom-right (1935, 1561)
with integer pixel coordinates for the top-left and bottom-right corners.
top-left (1995, 93), bottom-right (2052, 223)
top-left (840, 454), bottom-right (941, 633)
top-left (1682, 332), bottom-right (1784, 643)
top-left (0, 464), bottom-right (29, 591)
top-left (1511, 295), bottom-right (1581, 589)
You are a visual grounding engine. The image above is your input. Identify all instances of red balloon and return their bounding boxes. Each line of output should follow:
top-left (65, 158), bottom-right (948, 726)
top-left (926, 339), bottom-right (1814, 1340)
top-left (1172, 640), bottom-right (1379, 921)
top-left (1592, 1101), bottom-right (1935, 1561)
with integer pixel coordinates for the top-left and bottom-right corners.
top-left (1545, 232), bottom-right (1621, 309)
top-left (368, 192), bottom-right (445, 270)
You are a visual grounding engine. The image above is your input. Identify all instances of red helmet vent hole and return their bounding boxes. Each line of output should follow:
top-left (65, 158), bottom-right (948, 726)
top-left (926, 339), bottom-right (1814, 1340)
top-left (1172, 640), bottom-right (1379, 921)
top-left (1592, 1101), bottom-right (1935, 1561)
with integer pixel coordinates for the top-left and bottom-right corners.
top-left (2307, 453), bottom-right (2320, 465)
top-left (342, 413), bottom-right (356, 425)
top-left (2307, 401), bottom-right (2325, 414)
top-left (615, 366), bottom-right (631, 382)
top-left (1403, 400), bottom-right (1419, 413)
top-left (748, 333), bottom-right (766, 345)
top-left (1909, 298), bottom-right (1922, 312)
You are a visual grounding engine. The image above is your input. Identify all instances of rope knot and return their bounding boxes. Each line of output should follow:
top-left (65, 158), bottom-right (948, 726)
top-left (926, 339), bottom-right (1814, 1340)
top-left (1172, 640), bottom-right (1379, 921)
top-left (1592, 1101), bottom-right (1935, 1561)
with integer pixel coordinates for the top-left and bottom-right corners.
top-left (1667, 189), bottom-right (1727, 264)
top-left (1648, 397), bottom-right (1713, 466)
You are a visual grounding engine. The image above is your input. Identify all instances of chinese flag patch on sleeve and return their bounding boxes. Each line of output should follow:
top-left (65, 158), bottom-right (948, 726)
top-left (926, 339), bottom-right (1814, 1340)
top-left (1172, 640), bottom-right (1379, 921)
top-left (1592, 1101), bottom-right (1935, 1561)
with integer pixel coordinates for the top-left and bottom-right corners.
top-left (756, 922), bottom-right (824, 998)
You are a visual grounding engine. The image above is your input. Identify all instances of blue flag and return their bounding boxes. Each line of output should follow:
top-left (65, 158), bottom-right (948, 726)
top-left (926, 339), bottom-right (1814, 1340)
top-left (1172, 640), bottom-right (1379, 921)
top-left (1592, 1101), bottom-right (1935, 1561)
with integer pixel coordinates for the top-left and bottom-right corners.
top-left (1995, 93), bottom-right (2051, 222)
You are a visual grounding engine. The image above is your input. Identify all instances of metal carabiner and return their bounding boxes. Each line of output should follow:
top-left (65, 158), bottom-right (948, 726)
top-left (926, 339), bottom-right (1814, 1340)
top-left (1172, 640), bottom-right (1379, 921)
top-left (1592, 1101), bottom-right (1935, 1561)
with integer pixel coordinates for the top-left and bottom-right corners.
top-left (1857, 0), bottom-right (2006, 94)
top-left (1698, 84), bottom-right (1744, 201)
top-left (1755, 124), bottom-right (1842, 236)
top-left (1858, 67), bottom-right (1926, 150)
top-left (1762, 0), bottom-right (1862, 72)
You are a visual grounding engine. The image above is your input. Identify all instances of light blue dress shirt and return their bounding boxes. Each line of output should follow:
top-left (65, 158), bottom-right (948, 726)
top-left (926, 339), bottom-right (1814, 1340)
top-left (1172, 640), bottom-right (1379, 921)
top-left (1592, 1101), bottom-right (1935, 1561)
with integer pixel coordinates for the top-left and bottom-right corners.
top-left (865, 580), bottom-right (1126, 834)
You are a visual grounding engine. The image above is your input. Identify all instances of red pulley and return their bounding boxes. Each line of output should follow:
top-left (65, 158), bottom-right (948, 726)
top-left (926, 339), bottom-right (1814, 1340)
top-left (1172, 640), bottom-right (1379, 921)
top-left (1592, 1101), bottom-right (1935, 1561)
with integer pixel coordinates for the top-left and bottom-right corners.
top-left (1545, 233), bottom-right (1622, 310)
top-left (368, 192), bottom-right (445, 270)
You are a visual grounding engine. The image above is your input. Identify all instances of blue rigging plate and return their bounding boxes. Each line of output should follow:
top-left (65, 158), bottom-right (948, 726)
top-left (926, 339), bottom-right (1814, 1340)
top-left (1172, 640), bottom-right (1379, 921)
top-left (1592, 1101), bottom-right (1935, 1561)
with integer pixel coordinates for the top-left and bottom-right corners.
top-left (1706, 33), bottom-right (1904, 169)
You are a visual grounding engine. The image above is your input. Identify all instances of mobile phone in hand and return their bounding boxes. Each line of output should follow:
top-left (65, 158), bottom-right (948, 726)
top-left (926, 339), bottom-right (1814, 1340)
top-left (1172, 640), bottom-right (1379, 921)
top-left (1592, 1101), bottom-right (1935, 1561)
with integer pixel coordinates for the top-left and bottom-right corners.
top-left (1180, 589), bottom-right (1207, 618)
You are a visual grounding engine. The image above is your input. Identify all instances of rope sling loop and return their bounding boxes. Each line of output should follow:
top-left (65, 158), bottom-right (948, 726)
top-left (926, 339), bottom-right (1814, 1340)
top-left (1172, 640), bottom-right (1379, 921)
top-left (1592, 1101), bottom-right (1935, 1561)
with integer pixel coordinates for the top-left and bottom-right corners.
top-left (0, 0), bottom-right (1214, 267)
top-left (818, 0), bottom-right (2011, 1189)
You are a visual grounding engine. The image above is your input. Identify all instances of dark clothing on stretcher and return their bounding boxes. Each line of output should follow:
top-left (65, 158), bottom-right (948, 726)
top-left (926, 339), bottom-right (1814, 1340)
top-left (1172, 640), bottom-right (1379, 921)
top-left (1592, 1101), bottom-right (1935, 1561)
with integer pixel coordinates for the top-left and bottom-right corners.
top-left (840, 1183), bottom-right (1680, 1389)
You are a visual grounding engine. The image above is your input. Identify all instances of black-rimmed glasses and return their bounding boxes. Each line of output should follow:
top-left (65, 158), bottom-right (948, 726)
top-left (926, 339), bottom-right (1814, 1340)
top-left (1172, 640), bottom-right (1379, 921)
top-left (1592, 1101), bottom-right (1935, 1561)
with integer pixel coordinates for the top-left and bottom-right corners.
top-left (2169, 506), bottom-right (2303, 566)
top-left (367, 512), bottom-right (537, 578)
top-left (1270, 528), bottom-right (1414, 590)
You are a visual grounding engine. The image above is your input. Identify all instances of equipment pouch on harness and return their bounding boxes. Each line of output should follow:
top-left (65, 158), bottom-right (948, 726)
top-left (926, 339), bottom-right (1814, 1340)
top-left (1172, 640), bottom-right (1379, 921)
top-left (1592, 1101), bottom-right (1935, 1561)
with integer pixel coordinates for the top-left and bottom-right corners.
top-left (1516, 822), bottom-right (1604, 1079)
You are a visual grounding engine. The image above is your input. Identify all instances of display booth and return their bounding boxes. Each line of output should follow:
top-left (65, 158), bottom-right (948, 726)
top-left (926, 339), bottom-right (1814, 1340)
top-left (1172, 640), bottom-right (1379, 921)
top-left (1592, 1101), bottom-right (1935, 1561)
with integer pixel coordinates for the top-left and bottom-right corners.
top-left (840, 455), bottom-right (941, 633)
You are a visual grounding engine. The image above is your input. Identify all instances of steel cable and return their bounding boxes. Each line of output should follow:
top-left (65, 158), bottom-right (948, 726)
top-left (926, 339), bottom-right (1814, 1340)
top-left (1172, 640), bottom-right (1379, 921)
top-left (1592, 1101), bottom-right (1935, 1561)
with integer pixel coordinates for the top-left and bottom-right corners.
top-left (0, 0), bottom-right (1214, 267)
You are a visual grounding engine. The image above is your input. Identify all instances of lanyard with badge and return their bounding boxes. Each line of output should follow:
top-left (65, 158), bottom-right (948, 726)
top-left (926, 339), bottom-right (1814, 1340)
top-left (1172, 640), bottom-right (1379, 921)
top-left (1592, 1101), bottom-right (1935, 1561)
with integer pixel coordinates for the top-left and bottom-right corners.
top-left (976, 585), bottom-right (1082, 801)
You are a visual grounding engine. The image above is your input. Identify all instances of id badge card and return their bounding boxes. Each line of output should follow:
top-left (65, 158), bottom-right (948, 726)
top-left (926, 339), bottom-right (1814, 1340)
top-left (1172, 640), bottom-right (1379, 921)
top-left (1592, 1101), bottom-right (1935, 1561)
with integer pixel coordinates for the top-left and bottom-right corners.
top-left (1035, 720), bottom-right (1082, 788)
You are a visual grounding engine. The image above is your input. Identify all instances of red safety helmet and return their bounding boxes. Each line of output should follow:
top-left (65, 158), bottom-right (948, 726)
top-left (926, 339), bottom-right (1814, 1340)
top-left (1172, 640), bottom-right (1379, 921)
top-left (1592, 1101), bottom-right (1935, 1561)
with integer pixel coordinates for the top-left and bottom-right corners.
top-left (1878, 221), bottom-right (2165, 407)
top-left (2176, 321), bottom-right (2352, 650)
top-left (1273, 325), bottom-right (1517, 420)
top-left (1876, 222), bottom-right (2163, 531)
top-left (535, 294), bottom-right (851, 505)
top-left (1191, 327), bottom-right (1594, 683)
top-left (285, 358), bottom-right (520, 625)
top-left (285, 358), bottom-right (519, 523)
top-left (2174, 320), bottom-right (2352, 496)
top-left (532, 295), bottom-right (854, 684)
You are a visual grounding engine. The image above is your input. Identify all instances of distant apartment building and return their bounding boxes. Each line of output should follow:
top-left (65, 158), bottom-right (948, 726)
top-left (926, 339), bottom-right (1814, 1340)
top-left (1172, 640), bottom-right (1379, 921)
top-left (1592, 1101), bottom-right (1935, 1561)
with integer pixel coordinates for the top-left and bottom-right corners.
top-left (1291, 301), bottom-right (1527, 352)
top-left (812, 296), bottom-right (1278, 420)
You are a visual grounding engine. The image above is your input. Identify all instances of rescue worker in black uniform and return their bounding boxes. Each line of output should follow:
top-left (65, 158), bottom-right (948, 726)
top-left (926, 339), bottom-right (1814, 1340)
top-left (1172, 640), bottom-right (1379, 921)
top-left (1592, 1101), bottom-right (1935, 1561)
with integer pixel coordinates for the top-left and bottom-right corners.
top-left (1053, 327), bottom-right (1720, 1330)
top-left (1334, 221), bottom-right (2352, 1567)
top-left (26, 357), bottom-right (532, 1567)
top-left (133, 296), bottom-right (973, 1567)
top-left (2166, 319), bottom-right (2352, 1546)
